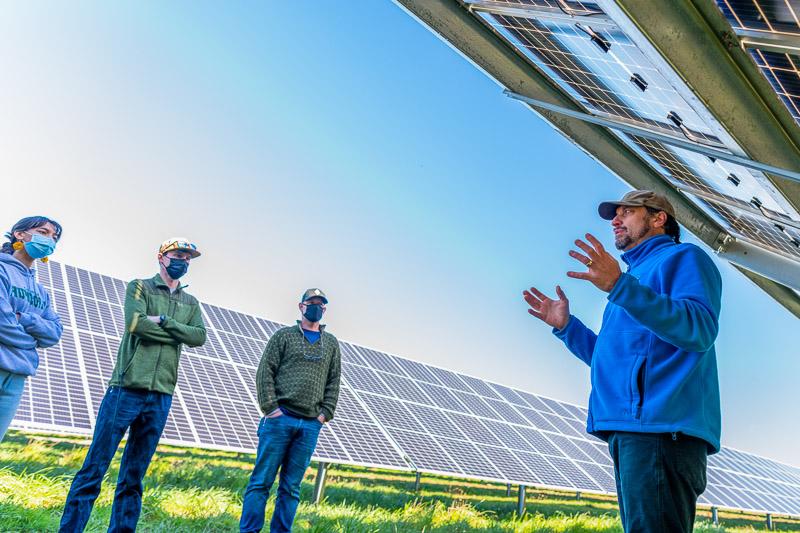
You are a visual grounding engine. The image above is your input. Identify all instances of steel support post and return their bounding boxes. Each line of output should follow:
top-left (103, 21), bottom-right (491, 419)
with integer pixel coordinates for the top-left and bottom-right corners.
top-left (313, 462), bottom-right (329, 505)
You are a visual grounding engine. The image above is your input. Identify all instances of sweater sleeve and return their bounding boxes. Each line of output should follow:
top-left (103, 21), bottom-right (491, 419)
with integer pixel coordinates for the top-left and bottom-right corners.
top-left (0, 269), bottom-right (37, 350)
top-left (552, 315), bottom-right (597, 366)
top-left (256, 333), bottom-right (282, 415)
top-left (18, 290), bottom-right (63, 348)
top-left (124, 280), bottom-right (179, 345)
top-left (161, 304), bottom-right (207, 347)
top-left (319, 338), bottom-right (341, 421)
top-left (607, 246), bottom-right (722, 353)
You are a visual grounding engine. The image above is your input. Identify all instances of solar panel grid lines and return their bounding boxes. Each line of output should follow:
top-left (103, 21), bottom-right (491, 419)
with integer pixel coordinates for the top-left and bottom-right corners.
top-left (702, 198), bottom-right (800, 260)
top-left (716, 0), bottom-right (800, 36)
top-left (483, 12), bottom-right (721, 142)
top-left (749, 48), bottom-right (800, 123)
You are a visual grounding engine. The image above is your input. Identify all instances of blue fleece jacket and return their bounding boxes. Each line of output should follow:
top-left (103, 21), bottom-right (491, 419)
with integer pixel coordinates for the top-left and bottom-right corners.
top-left (554, 234), bottom-right (722, 453)
top-left (0, 254), bottom-right (63, 376)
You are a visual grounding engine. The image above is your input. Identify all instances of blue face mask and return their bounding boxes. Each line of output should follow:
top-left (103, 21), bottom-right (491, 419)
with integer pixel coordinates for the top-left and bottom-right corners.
top-left (24, 234), bottom-right (57, 259)
top-left (164, 258), bottom-right (189, 279)
top-left (303, 304), bottom-right (324, 323)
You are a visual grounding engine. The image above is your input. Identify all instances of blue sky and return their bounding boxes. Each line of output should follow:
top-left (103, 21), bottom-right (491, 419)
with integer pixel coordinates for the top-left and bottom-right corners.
top-left (1, 1), bottom-right (797, 464)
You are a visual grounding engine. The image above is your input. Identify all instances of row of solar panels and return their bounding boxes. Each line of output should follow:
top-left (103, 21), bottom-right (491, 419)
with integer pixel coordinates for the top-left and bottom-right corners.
top-left (10, 261), bottom-right (800, 517)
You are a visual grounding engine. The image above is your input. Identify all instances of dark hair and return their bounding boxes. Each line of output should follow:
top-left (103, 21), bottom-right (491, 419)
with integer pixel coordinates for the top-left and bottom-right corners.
top-left (646, 207), bottom-right (680, 243)
top-left (2, 216), bottom-right (63, 254)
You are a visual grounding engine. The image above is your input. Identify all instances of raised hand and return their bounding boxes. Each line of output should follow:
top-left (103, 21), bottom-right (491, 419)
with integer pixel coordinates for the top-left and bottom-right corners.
top-left (567, 233), bottom-right (622, 292)
top-left (523, 285), bottom-right (570, 330)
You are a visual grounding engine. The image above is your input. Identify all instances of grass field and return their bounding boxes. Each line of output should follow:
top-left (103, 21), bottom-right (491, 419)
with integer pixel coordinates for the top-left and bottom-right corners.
top-left (1, 431), bottom-right (798, 532)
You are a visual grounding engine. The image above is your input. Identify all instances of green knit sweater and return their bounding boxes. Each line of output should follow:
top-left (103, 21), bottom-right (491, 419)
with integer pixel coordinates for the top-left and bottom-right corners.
top-left (256, 322), bottom-right (341, 421)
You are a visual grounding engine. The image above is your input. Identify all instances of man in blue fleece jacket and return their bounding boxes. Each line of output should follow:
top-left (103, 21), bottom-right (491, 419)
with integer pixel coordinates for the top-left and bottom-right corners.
top-left (523, 190), bottom-right (721, 532)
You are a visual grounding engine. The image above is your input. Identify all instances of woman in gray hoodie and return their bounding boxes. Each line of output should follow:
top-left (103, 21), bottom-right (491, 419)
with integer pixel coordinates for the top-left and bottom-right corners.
top-left (0, 216), bottom-right (64, 442)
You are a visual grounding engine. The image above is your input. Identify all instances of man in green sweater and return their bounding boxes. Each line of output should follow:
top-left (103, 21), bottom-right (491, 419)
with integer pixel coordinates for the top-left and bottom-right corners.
top-left (240, 288), bottom-right (341, 533)
top-left (60, 238), bottom-right (207, 533)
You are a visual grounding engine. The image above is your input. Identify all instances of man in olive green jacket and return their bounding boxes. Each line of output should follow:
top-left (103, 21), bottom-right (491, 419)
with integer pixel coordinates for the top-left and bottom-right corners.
top-left (60, 238), bottom-right (206, 533)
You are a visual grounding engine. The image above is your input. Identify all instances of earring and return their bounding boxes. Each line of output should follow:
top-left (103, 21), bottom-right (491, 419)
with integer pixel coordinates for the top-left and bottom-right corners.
top-left (12, 241), bottom-right (23, 251)
top-left (41, 257), bottom-right (49, 263)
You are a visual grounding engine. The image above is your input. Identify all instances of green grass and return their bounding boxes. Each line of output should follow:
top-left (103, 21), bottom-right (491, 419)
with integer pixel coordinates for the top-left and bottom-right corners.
top-left (0, 431), bottom-right (797, 532)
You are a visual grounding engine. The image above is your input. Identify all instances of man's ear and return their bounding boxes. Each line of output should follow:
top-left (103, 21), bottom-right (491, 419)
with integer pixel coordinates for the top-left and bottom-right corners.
top-left (653, 211), bottom-right (667, 229)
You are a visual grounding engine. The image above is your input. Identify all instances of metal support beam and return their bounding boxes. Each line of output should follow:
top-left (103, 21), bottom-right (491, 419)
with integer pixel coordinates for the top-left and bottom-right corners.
top-left (717, 238), bottom-right (800, 292)
top-left (711, 506), bottom-right (719, 526)
top-left (414, 471), bottom-right (421, 492)
top-left (505, 483), bottom-right (511, 497)
top-left (736, 28), bottom-right (800, 55)
top-left (313, 462), bottom-right (329, 505)
top-left (517, 485), bottom-right (527, 516)
top-left (504, 90), bottom-right (800, 185)
top-left (766, 513), bottom-right (774, 530)
top-left (576, 491), bottom-right (581, 500)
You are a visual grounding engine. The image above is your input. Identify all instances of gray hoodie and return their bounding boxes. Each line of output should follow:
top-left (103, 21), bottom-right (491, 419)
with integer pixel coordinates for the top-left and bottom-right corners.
top-left (0, 253), bottom-right (62, 376)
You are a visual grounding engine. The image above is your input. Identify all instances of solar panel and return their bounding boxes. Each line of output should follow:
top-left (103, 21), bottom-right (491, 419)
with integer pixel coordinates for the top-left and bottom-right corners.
top-left (10, 260), bottom-right (800, 517)
top-left (461, 0), bottom-right (800, 291)
top-left (715, 1), bottom-right (800, 124)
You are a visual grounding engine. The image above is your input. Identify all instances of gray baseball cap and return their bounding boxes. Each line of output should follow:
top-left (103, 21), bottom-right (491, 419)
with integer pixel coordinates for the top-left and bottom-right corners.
top-left (598, 190), bottom-right (676, 220)
top-left (300, 288), bottom-right (328, 304)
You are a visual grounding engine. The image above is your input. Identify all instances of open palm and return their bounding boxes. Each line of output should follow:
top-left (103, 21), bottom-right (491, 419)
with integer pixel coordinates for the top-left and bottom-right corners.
top-left (523, 286), bottom-right (570, 330)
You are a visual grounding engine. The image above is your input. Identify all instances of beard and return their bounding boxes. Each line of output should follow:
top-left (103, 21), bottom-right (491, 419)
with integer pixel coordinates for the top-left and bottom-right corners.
top-left (615, 220), bottom-right (652, 250)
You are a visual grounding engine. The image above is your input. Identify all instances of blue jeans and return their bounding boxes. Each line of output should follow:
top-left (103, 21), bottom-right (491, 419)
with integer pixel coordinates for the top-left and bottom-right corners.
top-left (59, 386), bottom-right (172, 533)
top-left (608, 431), bottom-right (708, 533)
top-left (240, 413), bottom-right (323, 533)
top-left (0, 369), bottom-right (26, 443)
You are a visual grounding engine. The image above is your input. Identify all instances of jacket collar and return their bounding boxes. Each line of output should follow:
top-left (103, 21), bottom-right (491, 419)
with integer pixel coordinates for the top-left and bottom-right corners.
top-left (150, 273), bottom-right (186, 292)
top-left (296, 320), bottom-right (326, 333)
top-left (621, 234), bottom-right (674, 268)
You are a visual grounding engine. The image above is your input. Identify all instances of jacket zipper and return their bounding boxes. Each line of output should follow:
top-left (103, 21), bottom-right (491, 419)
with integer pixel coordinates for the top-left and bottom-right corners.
top-left (150, 292), bottom-right (176, 390)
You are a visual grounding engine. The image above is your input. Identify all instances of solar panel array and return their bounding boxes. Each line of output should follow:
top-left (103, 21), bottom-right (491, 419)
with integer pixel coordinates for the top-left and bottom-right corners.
top-left (715, 0), bottom-right (800, 125)
top-left (469, 0), bottom-right (800, 268)
top-left (10, 260), bottom-right (800, 517)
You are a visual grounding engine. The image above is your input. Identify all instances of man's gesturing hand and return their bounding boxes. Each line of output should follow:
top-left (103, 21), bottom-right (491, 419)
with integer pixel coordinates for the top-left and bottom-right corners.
top-left (567, 233), bottom-right (622, 292)
top-left (523, 286), bottom-right (570, 330)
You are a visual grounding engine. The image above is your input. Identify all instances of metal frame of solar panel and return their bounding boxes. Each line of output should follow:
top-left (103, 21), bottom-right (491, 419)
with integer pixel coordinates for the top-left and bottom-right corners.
top-left (10, 260), bottom-right (800, 517)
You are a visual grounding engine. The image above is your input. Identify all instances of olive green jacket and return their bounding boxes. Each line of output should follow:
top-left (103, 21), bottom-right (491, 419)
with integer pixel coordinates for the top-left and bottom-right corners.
top-left (109, 274), bottom-right (206, 394)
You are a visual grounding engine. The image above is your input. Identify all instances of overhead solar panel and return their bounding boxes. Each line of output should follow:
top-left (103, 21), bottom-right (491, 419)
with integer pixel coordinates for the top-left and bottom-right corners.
top-left (716, 0), bottom-right (800, 36)
top-left (10, 260), bottom-right (800, 517)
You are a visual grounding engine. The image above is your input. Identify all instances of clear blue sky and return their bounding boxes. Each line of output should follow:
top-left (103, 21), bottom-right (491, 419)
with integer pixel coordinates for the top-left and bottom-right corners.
top-left (1, 1), bottom-right (797, 464)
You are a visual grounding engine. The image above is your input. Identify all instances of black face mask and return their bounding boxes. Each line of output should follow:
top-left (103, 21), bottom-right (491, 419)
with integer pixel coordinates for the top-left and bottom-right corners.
top-left (302, 304), bottom-right (324, 323)
top-left (165, 258), bottom-right (189, 279)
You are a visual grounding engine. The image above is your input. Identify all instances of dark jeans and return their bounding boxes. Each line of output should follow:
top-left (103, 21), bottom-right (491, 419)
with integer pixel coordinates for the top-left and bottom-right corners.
top-left (608, 431), bottom-right (708, 533)
top-left (59, 386), bottom-right (172, 533)
top-left (240, 413), bottom-right (323, 533)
